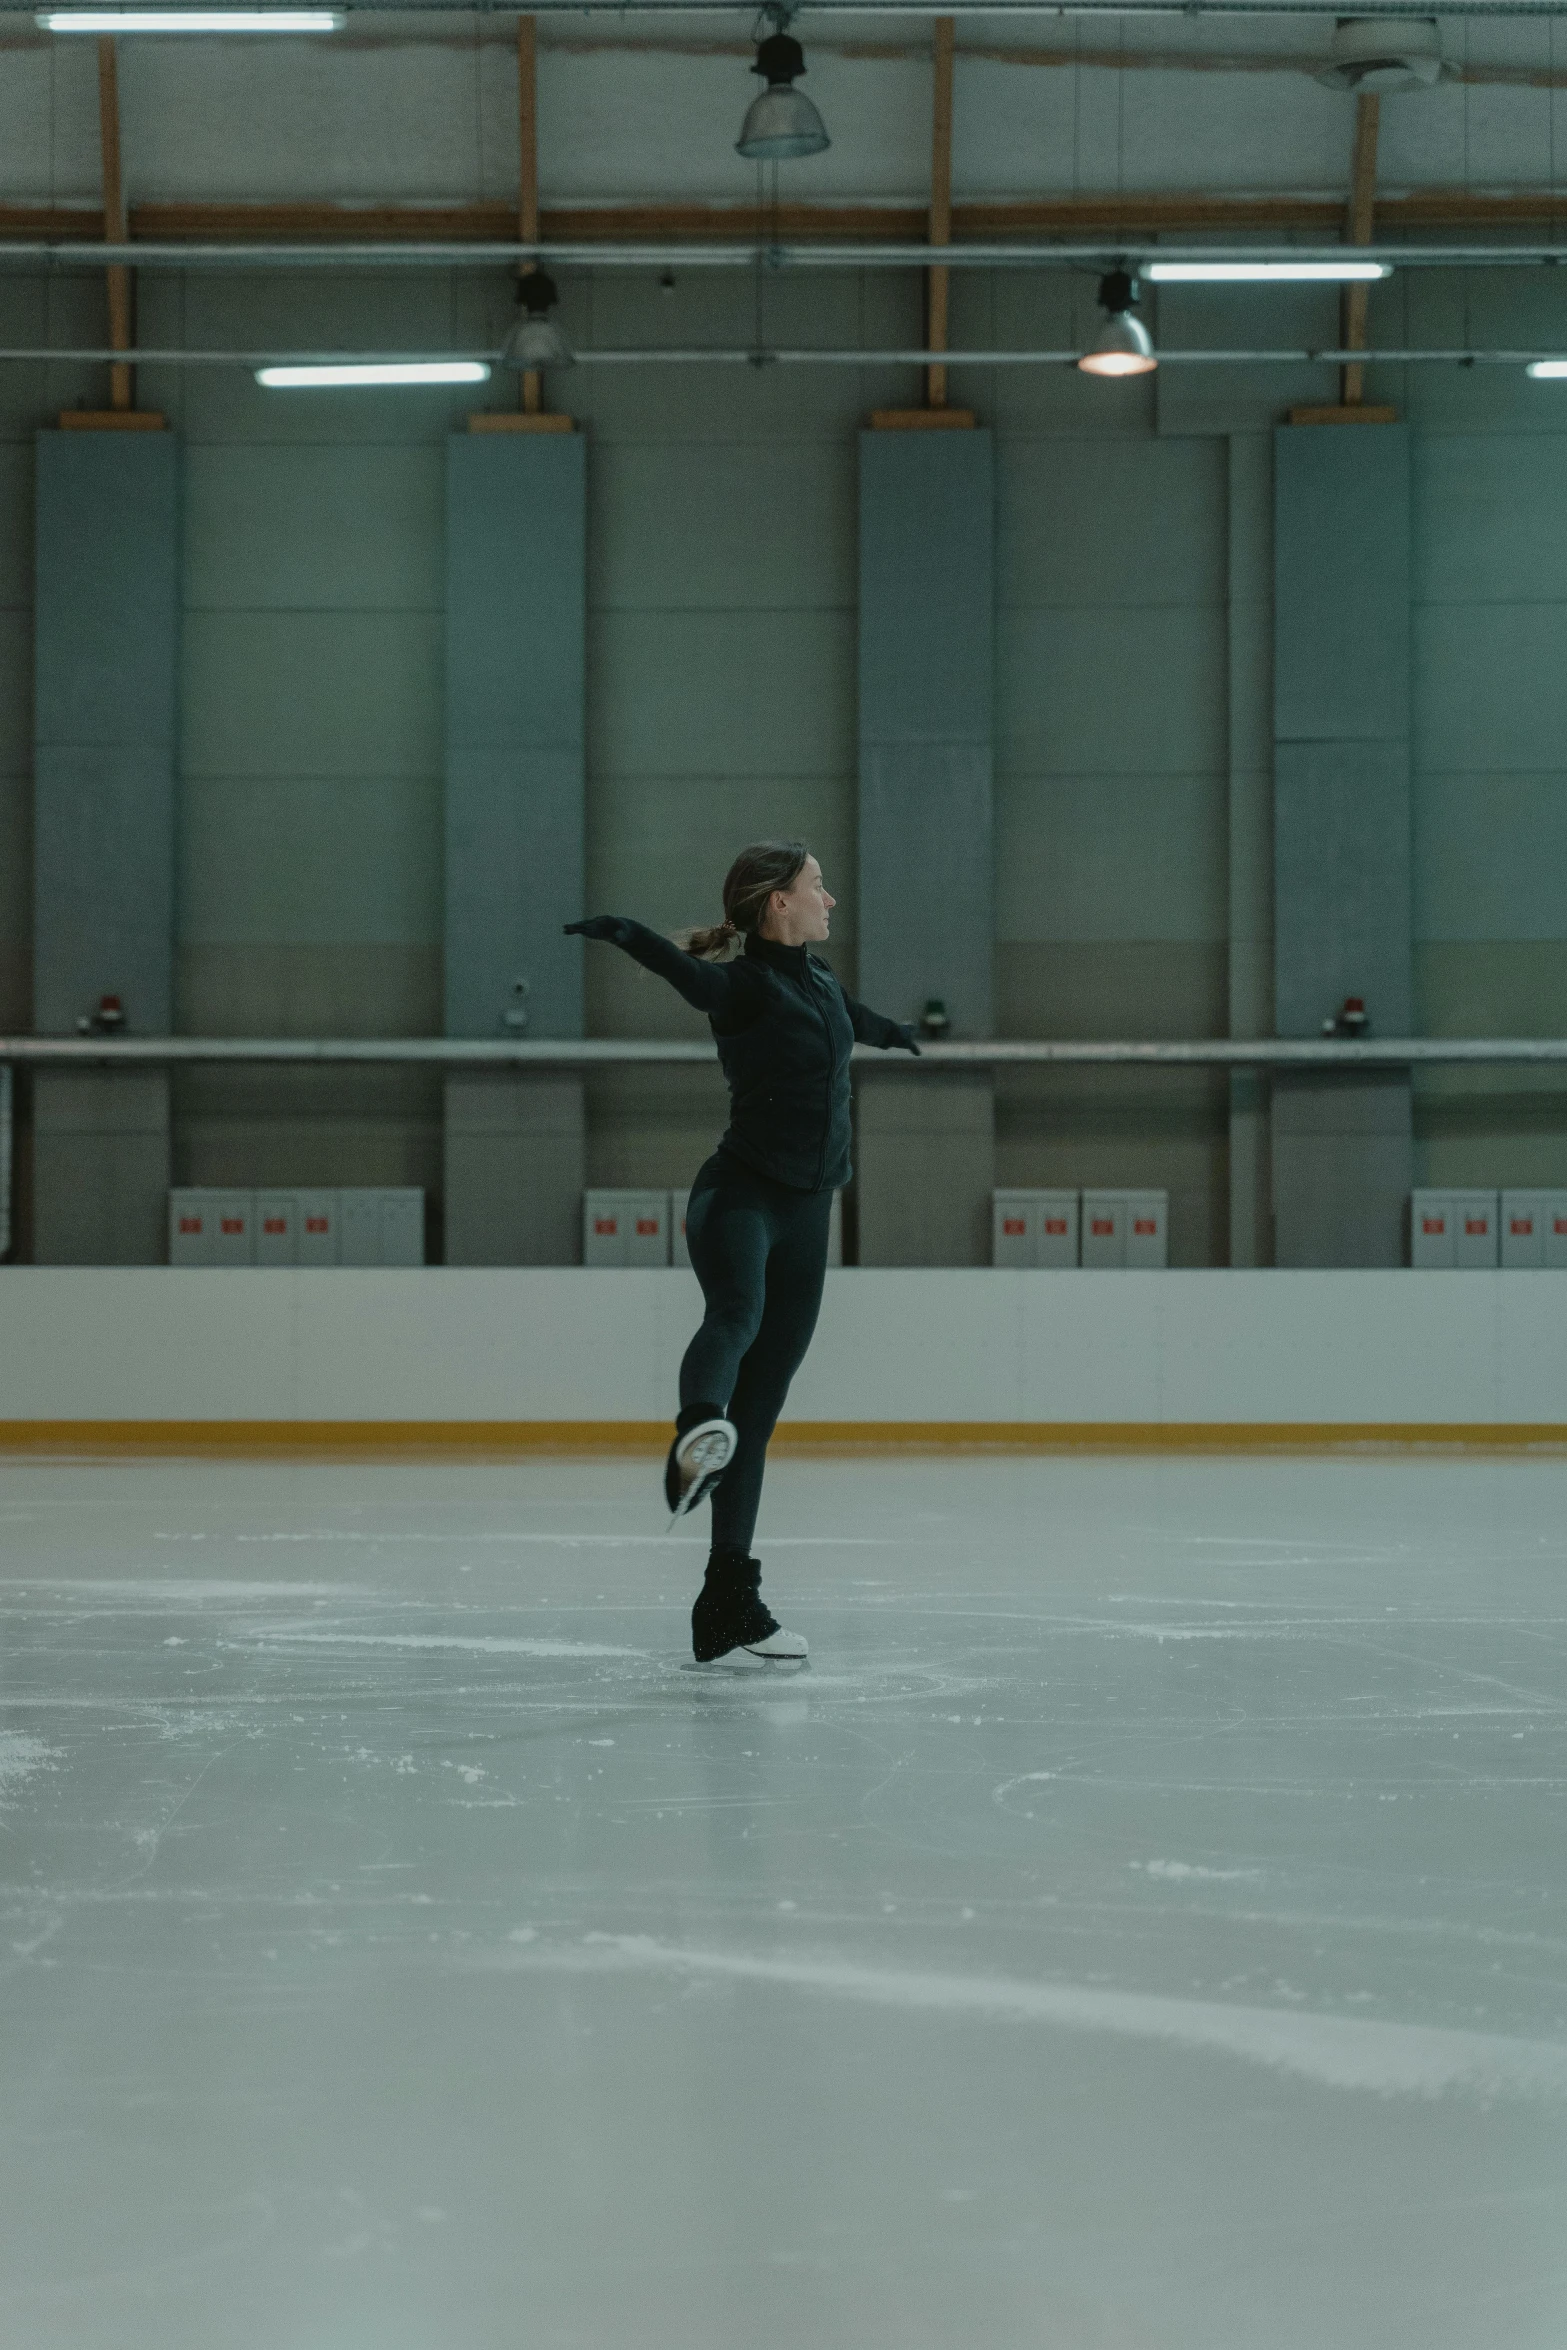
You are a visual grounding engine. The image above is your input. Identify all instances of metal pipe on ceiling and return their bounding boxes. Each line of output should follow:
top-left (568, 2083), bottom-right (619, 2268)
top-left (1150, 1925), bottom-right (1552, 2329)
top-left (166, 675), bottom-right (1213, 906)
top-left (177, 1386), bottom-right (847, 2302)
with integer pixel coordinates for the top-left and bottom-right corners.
top-left (2, 342), bottom-right (1561, 366)
top-left (13, 1), bottom-right (1564, 17)
top-left (6, 1038), bottom-right (1567, 1069)
top-left (2, 239), bottom-right (1567, 269)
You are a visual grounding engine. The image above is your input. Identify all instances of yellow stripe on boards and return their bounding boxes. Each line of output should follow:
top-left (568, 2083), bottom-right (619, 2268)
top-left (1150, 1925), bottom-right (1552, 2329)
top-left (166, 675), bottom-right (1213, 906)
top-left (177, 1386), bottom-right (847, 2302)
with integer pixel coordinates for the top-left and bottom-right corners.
top-left (2, 1422), bottom-right (1567, 1458)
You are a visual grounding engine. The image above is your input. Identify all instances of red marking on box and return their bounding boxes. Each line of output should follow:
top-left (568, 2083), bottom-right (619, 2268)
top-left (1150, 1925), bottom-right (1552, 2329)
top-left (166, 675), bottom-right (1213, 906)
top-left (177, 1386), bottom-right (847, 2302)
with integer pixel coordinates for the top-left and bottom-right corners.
top-left (1044, 1218), bottom-right (1067, 1236)
top-left (220, 1218), bottom-right (243, 1235)
top-left (636, 1218), bottom-right (659, 1236)
top-left (1002, 1217), bottom-right (1025, 1236)
top-left (1091, 1218), bottom-right (1114, 1236)
top-left (1512, 1218), bottom-right (1533, 1236)
top-left (305, 1217), bottom-right (328, 1234)
top-left (263, 1218), bottom-right (286, 1235)
top-left (594, 1218), bottom-right (618, 1236)
top-left (178, 1216), bottom-right (202, 1234)
top-left (1465, 1218), bottom-right (1488, 1236)
top-left (1133, 1218), bottom-right (1156, 1236)
top-left (1422, 1217), bottom-right (1445, 1235)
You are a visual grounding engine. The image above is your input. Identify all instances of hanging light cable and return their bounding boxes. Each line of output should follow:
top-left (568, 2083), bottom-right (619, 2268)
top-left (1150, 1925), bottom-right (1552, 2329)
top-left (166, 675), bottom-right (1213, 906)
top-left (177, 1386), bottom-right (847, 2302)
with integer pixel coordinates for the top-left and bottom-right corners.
top-left (736, 5), bottom-right (829, 164)
top-left (1077, 268), bottom-right (1156, 379)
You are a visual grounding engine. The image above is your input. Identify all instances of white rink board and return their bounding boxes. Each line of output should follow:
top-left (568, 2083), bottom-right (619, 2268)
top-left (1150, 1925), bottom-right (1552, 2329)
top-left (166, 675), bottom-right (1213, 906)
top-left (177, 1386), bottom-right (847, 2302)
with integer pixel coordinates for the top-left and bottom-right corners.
top-left (4, 1269), bottom-right (1567, 1426)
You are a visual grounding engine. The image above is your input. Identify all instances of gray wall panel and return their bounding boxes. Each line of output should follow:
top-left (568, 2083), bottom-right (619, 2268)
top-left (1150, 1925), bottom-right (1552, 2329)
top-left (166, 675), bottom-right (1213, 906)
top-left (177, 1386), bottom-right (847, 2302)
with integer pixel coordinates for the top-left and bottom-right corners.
top-left (35, 431), bottom-right (179, 751)
top-left (1272, 423), bottom-right (1412, 1267)
top-left (1274, 424), bottom-right (1410, 745)
top-left (445, 745), bottom-right (584, 1041)
top-left (446, 433), bottom-right (586, 755)
top-left (445, 432), bottom-right (586, 1262)
top-left (859, 431), bottom-right (994, 749)
top-left (859, 742), bottom-right (993, 1032)
top-left (1274, 739), bottom-right (1412, 1037)
top-left (445, 434), bottom-right (585, 1043)
top-left (858, 430), bottom-right (994, 1037)
top-left (33, 429), bottom-right (179, 1263)
top-left (34, 746), bottom-right (176, 1035)
top-left (858, 429), bottom-right (995, 1263)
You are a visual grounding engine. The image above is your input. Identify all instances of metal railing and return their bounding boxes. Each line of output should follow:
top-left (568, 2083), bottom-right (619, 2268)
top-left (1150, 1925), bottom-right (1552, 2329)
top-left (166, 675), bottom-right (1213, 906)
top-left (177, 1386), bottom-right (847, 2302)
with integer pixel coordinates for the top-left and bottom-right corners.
top-left (5, 1036), bottom-right (1567, 1070)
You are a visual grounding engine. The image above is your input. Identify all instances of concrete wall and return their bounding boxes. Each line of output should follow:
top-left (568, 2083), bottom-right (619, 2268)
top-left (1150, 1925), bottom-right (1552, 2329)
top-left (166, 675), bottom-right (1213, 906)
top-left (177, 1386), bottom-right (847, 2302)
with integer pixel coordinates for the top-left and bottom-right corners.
top-left (5, 1267), bottom-right (1567, 1431)
top-left (5, 265), bottom-right (1567, 1262)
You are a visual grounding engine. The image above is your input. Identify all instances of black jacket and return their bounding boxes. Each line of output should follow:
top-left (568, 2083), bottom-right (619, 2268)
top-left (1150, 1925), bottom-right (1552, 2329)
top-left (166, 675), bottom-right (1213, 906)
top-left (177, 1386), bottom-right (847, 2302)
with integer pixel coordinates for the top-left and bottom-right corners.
top-left (567, 918), bottom-right (916, 1192)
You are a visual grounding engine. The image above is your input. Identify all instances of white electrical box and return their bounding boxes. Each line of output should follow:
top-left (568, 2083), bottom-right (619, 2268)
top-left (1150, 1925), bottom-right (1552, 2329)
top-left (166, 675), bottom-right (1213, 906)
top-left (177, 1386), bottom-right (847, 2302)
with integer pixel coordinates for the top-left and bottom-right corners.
top-left (992, 1189), bottom-right (1080, 1268)
top-left (168, 1187), bottom-right (423, 1268)
top-left (1411, 1189), bottom-right (1498, 1269)
top-left (379, 1188), bottom-right (425, 1267)
top-left (1081, 1190), bottom-right (1168, 1269)
top-left (297, 1191), bottom-right (339, 1267)
top-left (339, 1190), bottom-right (381, 1268)
top-left (170, 1189), bottom-right (257, 1268)
top-left (670, 1186), bottom-right (843, 1270)
top-left (583, 1189), bottom-right (670, 1267)
top-left (1499, 1188), bottom-right (1567, 1268)
top-left (254, 1192), bottom-right (297, 1267)
top-left (992, 1190), bottom-right (1033, 1269)
top-left (170, 1190), bottom-right (214, 1266)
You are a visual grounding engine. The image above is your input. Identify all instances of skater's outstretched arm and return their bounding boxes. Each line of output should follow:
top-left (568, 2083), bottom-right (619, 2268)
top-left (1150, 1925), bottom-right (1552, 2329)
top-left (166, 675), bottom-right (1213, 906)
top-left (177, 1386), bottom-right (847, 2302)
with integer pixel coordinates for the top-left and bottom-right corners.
top-left (563, 915), bottom-right (762, 1021)
top-left (840, 987), bottom-right (922, 1056)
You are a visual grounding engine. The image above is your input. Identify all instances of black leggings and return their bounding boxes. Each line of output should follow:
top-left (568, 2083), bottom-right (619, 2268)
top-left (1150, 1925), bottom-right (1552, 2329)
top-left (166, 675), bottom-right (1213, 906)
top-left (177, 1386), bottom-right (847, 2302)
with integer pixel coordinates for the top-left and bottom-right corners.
top-left (679, 1151), bottom-right (833, 1556)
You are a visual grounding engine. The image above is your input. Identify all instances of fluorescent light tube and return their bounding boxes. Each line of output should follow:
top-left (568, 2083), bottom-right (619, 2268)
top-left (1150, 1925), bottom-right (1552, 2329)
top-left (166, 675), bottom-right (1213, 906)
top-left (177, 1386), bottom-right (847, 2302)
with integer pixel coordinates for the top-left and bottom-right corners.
top-left (1527, 359), bottom-right (1567, 379)
top-left (1143, 260), bottom-right (1391, 283)
top-left (39, 9), bottom-right (343, 29)
top-left (256, 361), bottom-right (490, 388)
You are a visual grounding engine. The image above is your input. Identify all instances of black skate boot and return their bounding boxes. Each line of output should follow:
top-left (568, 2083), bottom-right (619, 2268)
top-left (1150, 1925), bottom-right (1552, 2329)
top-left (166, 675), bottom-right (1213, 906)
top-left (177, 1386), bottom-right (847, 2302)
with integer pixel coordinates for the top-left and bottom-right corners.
top-left (691, 1549), bottom-right (808, 1667)
top-left (665, 1404), bottom-right (737, 1522)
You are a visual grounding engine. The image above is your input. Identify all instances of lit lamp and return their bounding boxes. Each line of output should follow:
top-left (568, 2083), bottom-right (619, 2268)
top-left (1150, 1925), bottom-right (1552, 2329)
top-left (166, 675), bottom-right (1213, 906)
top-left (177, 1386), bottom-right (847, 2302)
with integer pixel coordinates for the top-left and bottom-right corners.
top-left (1077, 270), bottom-right (1157, 380)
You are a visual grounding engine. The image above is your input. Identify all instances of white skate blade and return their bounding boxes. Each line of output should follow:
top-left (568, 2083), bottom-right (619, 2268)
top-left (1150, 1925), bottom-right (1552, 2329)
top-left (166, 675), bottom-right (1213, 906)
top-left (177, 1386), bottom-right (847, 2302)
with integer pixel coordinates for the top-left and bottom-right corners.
top-left (696, 1627), bottom-right (809, 1669)
top-left (667, 1417), bottom-right (737, 1524)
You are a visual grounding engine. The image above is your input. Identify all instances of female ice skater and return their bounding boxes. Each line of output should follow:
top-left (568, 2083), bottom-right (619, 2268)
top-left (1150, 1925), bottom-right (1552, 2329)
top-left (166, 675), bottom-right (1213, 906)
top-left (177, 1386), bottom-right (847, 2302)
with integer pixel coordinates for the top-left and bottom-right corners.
top-left (566, 841), bottom-right (918, 1667)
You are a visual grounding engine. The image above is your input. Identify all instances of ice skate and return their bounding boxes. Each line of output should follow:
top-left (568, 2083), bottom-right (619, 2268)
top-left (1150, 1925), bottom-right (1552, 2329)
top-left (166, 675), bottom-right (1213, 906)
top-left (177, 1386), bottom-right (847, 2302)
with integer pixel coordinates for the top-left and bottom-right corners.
top-left (665, 1415), bottom-right (737, 1522)
top-left (691, 1551), bottom-right (808, 1667)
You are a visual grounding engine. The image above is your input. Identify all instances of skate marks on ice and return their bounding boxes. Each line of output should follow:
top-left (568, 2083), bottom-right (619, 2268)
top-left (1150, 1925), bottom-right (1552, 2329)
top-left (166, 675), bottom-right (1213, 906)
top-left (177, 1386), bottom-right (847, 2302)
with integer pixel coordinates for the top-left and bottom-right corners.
top-left (0, 1733), bottom-right (59, 1805)
top-left (478, 1931), bottom-right (1567, 2107)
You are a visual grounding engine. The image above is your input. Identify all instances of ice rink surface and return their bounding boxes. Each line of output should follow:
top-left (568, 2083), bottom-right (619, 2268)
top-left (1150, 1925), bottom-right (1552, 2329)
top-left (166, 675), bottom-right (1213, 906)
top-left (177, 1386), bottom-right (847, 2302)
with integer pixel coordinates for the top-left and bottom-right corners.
top-left (2, 1448), bottom-right (1566, 2350)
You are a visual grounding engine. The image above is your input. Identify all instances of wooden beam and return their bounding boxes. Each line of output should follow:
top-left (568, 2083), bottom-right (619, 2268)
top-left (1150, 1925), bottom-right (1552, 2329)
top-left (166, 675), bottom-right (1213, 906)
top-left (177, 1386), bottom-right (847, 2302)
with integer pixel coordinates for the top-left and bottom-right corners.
top-left (1342, 91), bottom-right (1380, 408)
top-left (517, 13), bottom-right (541, 415)
top-left (97, 37), bottom-right (131, 410)
top-left (0, 181), bottom-right (1565, 255)
top-left (926, 15), bottom-right (954, 409)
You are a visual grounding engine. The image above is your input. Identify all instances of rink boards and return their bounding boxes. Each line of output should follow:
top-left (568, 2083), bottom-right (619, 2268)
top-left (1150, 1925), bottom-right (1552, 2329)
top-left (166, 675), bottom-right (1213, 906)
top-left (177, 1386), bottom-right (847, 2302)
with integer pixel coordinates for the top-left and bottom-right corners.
top-left (4, 1268), bottom-right (1567, 1444)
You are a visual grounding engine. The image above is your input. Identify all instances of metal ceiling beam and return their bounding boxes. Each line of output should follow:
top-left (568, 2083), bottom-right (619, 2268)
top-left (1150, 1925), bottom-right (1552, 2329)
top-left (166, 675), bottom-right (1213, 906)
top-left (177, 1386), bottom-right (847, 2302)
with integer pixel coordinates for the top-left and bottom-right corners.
top-left (8, 2), bottom-right (1563, 18)
top-left (1, 239), bottom-right (1567, 269)
top-left (3, 342), bottom-right (1564, 366)
top-left (7, 1037), bottom-right (1567, 1069)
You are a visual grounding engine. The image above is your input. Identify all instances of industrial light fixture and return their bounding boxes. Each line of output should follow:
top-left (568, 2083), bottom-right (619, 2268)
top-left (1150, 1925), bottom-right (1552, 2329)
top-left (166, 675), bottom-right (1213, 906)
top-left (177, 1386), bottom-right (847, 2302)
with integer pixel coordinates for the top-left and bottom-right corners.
top-left (500, 270), bottom-right (574, 370)
top-left (40, 9), bottom-right (343, 26)
top-left (1077, 271), bottom-right (1156, 379)
top-left (255, 361), bottom-right (490, 388)
top-left (1315, 17), bottom-right (1450, 93)
top-left (1527, 360), bottom-right (1567, 379)
top-left (1144, 259), bottom-right (1392, 284)
top-left (736, 5), bottom-right (830, 163)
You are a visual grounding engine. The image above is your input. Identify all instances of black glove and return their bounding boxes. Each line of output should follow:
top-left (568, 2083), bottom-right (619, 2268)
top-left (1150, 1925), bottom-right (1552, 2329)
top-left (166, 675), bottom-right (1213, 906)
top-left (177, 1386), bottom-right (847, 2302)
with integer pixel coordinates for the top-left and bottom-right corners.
top-left (563, 916), bottom-right (632, 945)
top-left (897, 1024), bottom-right (922, 1056)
